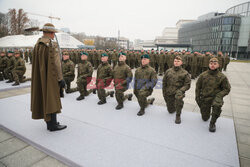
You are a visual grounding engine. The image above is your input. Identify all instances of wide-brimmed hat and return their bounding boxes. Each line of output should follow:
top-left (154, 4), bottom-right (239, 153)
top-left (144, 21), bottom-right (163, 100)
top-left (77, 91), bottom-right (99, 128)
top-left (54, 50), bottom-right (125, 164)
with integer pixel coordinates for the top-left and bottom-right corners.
top-left (40, 23), bottom-right (58, 33)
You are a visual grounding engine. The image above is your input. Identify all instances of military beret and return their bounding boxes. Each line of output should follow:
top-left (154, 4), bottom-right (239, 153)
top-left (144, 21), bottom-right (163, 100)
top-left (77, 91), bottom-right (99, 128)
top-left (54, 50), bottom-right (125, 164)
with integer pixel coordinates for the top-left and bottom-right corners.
top-left (119, 52), bottom-right (126, 57)
top-left (101, 53), bottom-right (108, 57)
top-left (8, 51), bottom-right (14, 53)
top-left (174, 56), bottom-right (182, 61)
top-left (209, 57), bottom-right (218, 63)
top-left (141, 54), bottom-right (150, 59)
top-left (63, 52), bottom-right (69, 55)
top-left (80, 52), bottom-right (88, 56)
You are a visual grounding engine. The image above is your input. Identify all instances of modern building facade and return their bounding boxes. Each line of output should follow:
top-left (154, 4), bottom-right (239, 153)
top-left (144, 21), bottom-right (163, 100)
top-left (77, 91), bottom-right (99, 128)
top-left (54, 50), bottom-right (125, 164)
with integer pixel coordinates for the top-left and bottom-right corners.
top-left (178, 2), bottom-right (250, 59)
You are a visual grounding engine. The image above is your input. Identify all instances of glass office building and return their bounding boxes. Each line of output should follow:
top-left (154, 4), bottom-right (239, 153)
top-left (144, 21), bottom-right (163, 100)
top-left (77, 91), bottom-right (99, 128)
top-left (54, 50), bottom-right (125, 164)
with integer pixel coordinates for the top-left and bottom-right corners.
top-left (178, 2), bottom-right (250, 59)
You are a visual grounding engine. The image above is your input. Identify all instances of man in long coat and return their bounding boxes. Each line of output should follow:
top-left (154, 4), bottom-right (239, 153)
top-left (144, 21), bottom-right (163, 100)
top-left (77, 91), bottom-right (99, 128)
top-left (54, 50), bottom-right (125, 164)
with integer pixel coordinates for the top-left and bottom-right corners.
top-left (31, 23), bottom-right (67, 131)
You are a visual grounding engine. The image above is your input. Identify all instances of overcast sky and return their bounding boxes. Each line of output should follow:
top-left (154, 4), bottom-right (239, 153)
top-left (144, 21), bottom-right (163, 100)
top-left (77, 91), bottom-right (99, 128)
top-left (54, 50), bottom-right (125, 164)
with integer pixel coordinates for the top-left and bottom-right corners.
top-left (0, 0), bottom-right (248, 41)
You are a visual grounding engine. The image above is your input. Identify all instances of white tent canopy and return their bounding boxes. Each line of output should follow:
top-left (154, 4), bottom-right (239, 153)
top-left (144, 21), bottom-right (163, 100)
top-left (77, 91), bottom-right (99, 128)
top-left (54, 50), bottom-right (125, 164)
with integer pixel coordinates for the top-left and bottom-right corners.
top-left (0, 32), bottom-right (84, 49)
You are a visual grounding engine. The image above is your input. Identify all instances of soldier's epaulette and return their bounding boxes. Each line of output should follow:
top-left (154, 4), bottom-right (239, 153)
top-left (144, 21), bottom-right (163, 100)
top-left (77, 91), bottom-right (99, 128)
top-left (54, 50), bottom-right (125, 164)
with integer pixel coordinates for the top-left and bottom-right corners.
top-left (39, 37), bottom-right (50, 47)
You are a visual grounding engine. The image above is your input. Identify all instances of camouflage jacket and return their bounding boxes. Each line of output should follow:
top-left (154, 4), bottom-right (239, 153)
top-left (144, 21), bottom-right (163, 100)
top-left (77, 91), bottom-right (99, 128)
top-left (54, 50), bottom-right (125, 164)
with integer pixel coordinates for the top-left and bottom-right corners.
top-left (78, 60), bottom-right (93, 79)
top-left (7, 56), bottom-right (16, 70)
top-left (195, 69), bottom-right (231, 99)
top-left (0, 56), bottom-right (8, 69)
top-left (134, 64), bottom-right (158, 90)
top-left (163, 66), bottom-right (191, 95)
top-left (13, 57), bottom-right (26, 72)
top-left (113, 61), bottom-right (133, 89)
top-left (96, 62), bottom-right (113, 86)
top-left (62, 59), bottom-right (75, 78)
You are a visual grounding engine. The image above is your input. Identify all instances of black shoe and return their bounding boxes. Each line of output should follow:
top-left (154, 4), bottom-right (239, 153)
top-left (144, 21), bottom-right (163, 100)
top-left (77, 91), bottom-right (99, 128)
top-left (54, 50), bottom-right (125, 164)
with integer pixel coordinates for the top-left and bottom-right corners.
top-left (127, 94), bottom-right (133, 101)
top-left (65, 89), bottom-right (71, 94)
top-left (137, 109), bottom-right (145, 116)
top-left (12, 82), bottom-right (19, 86)
top-left (6, 80), bottom-right (13, 83)
top-left (93, 88), bottom-right (97, 94)
top-left (76, 95), bottom-right (85, 101)
top-left (109, 91), bottom-right (114, 97)
top-left (159, 73), bottom-right (163, 76)
top-left (47, 114), bottom-right (67, 132)
top-left (209, 123), bottom-right (216, 132)
top-left (175, 115), bottom-right (181, 124)
top-left (115, 103), bottom-right (124, 110)
top-left (168, 110), bottom-right (176, 114)
top-left (98, 100), bottom-right (106, 105)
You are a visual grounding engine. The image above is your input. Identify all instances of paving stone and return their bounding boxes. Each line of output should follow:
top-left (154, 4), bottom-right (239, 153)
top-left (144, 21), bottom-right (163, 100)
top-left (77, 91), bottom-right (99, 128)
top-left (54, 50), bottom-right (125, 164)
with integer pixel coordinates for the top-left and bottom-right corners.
top-left (236, 124), bottom-right (250, 135)
top-left (1, 146), bottom-right (47, 167)
top-left (238, 143), bottom-right (250, 159)
top-left (237, 132), bottom-right (250, 146)
top-left (234, 118), bottom-right (250, 127)
top-left (32, 156), bottom-right (68, 167)
top-left (0, 129), bottom-right (13, 142)
top-left (0, 137), bottom-right (28, 158)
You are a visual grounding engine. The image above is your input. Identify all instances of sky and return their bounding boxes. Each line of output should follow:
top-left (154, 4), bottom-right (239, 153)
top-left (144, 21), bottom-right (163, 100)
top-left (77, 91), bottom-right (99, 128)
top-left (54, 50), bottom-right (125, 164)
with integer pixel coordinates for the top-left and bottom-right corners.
top-left (0, 0), bottom-right (248, 41)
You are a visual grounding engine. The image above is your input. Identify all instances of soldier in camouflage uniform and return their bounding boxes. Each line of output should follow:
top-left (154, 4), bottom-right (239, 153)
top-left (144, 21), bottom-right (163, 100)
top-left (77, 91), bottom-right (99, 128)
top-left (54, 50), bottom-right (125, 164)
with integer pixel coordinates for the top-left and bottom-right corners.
top-left (202, 52), bottom-right (211, 72)
top-left (76, 52), bottom-right (94, 100)
top-left (11, 51), bottom-right (26, 86)
top-left (62, 51), bottom-right (75, 94)
top-left (216, 51), bottom-right (224, 72)
top-left (191, 52), bottom-right (198, 79)
top-left (28, 49), bottom-right (33, 64)
top-left (162, 56), bottom-right (191, 124)
top-left (96, 53), bottom-right (114, 104)
top-left (113, 52), bottom-right (133, 110)
top-left (24, 49), bottom-right (29, 63)
top-left (134, 54), bottom-right (157, 116)
top-left (0, 51), bottom-right (8, 81)
top-left (5, 51), bottom-right (16, 83)
top-left (158, 49), bottom-right (165, 76)
top-left (223, 53), bottom-right (230, 71)
top-left (195, 57), bottom-right (231, 132)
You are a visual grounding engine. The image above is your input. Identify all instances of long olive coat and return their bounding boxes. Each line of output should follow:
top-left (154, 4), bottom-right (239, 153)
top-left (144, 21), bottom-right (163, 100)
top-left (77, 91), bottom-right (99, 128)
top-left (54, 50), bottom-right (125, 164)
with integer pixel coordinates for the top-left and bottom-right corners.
top-left (31, 35), bottom-right (62, 121)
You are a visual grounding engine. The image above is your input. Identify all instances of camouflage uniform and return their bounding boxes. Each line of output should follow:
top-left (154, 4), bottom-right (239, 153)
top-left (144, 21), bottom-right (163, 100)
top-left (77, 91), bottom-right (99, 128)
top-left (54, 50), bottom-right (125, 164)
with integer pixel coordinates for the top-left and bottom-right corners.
top-left (134, 64), bottom-right (157, 115)
top-left (11, 56), bottom-right (26, 85)
top-left (76, 59), bottom-right (93, 100)
top-left (111, 51), bottom-right (118, 69)
top-left (158, 51), bottom-right (165, 76)
top-left (24, 50), bottom-right (29, 63)
top-left (0, 53), bottom-right (8, 80)
top-left (163, 65), bottom-right (191, 123)
top-left (62, 58), bottom-right (75, 93)
top-left (5, 54), bottom-right (16, 82)
top-left (195, 63), bottom-right (231, 132)
top-left (96, 61), bottom-right (114, 104)
top-left (191, 53), bottom-right (198, 79)
top-left (223, 54), bottom-right (230, 71)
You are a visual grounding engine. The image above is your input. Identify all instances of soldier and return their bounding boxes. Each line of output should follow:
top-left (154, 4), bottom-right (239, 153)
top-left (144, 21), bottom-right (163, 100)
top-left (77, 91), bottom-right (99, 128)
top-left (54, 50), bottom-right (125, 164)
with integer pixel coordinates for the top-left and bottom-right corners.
top-left (162, 56), bottom-right (191, 124)
top-left (28, 49), bottom-right (33, 64)
top-left (195, 57), bottom-right (231, 132)
top-left (24, 49), bottom-right (29, 63)
top-left (223, 53), bottom-right (230, 71)
top-left (96, 53), bottom-right (114, 105)
top-left (31, 23), bottom-right (67, 131)
top-left (134, 54), bottom-right (157, 116)
top-left (62, 51), bottom-right (75, 94)
top-left (76, 52), bottom-right (94, 100)
top-left (111, 49), bottom-right (118, 69)
top-left (217, 51), bottom-right (224, 72)
top-left (11, 51), bottom-right (26, 86)
top-left (5, 51), bottom-right (16, 83)
top-left (202, 52), bottom-right (212, 72)
top-left (191, 52), bottom-right (198, 79)
top-left (113, 52), bottom-right (133, 110)
top-left (93, 49), bottom-right (100, 69)
top-left (158, 49), bottom-right (165, 76)
top-left (0, 51), bottom-right (8, 81)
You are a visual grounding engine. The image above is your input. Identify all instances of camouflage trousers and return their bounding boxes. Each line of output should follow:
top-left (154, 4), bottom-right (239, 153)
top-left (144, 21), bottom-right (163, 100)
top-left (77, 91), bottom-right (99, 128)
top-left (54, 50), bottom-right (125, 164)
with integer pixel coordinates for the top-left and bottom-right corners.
top-left (134, 89), bottom-right (153, 109)
top-left (115, 87), bottom-right (129, 104)
top-left (64, 76), bottom-right (75, 91)
top-left (0, 68), bottom-right (7, 80)
top-left (199, 97), bottom-right (222, 123)
top-left (77, 77), bottom-right (92, 96)
top-left (12, 70), bottom-right (25, 83)
top-left (163, 94), bottom-right (184, 115)
top-left (159, 63), bottom-right (165, 75)
top-left (4, 68), bottom-right (13, 81)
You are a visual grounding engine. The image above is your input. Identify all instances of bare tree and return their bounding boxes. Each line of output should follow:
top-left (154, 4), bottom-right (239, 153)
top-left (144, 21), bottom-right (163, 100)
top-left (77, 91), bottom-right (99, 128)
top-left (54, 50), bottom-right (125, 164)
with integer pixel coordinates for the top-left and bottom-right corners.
top-left (0, 12), bottom-right (9, 37)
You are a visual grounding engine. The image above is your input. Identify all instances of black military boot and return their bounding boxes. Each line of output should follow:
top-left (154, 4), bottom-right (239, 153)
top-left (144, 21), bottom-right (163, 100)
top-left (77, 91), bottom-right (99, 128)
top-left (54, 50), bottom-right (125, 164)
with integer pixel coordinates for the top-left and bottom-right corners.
top-left (127, 94), bottom-right (133, 101)
top-left (115, 103), bottom-right (124, 110)
top-left (93, 88), bottom-right (97, 94)
top-left (98, 99), bottom-right (106, 105)
top-left (159, 73), bottom-right (163, 76)
top-left (76, 95), bottom-right (85, 101)
top-left (6, 80), bottom-right (13, 83)
top-left (12, 82), bottom-right (20, 86)
top-left (209, 123), bottom-right (216, 132)
top-left (175, 114), bottom-right (181, 124)
top-left (47, 114), bottom-right (67, 132)
top-left (137, 108), bottom-right (145, 116)
top-left (109, 91), bottom-right (114, 97)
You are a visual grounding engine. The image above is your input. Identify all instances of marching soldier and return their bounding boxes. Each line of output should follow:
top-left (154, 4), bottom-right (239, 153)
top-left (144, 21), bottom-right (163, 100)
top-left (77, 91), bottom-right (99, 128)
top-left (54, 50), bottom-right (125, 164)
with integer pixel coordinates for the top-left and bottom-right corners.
top-left (96, 53), bottom-right (114, 105)
top-left (113, 52), bottom-right (133, 110)
top-left (76, 52), bottom-right (94, 100)
top-left (134, 54), bottom-right (157, 116)
top-left (223, 53), bottom-right (230, 71)
top-left (0, 51), bottom-right (8, 81)
top-left (195, 57), bottom-right (231, 132)
top-left (5, 51), bottom-right (16, 83)
top-left (62, 51), bottom-right (75, 94)
top-left (158, 49), bottom-right (165, 76)
top-left (162, 56), bottom-right (191, 124)
top-left (11, 51), bottom-right (26, 86)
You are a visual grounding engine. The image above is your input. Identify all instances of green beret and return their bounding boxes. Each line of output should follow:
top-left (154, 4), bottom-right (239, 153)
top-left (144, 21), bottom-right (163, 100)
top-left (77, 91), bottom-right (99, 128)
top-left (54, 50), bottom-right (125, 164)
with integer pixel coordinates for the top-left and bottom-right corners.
top-left (8, 51), bottom-right (14, 53)
top-left (119, 52), bottom-right (126, 57)
top-left (101, 53), bottom-right (108, 57)
top-left (141, 54), bottom-right (150, 59)
top-left (80, 52), bottom-right (88, 56)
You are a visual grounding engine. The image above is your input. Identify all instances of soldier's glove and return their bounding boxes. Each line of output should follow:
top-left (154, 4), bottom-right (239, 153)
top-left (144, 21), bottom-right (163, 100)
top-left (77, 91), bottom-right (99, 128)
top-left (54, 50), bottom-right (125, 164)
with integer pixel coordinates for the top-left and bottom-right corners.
top-left (58, 80), bottom-right (66, 89)
top-left (175, 90), bottom-right (184, 100)
top-left (212, 96), bottom-right (223, 107)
